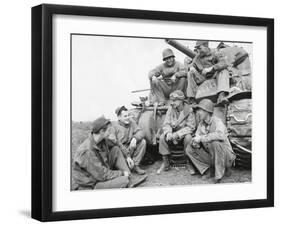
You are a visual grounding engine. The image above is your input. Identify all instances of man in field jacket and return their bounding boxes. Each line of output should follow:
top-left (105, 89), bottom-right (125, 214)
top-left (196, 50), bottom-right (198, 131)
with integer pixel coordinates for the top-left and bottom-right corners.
top-left (108, 106), bottom-right (147, 175)
top-left (159, 90), bottom-right (196, 171)
top-left (148, 48), bottom-right (188, 104)
top-left (186, 99), bottom-right (236, 183)
top-left (72, 116), bottom-right (130, 190)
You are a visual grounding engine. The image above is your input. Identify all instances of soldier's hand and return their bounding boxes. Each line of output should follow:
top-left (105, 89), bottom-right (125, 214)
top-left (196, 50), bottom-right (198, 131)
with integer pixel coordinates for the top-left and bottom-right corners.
top-left (172, 132), bottom-right (179, 141)
top-left (166, 133), bottom-right (173, 141)
top-left (189, 66), bottom-right (196, 73)
top-left (202, 67), bottom-right (213, 76)
top-left (126, 157), bottom-right (135, 169)
top-left (192, 135), bottom-right (201, 144)
top-left (152, 75), bottom-right (158, 82)
top-left (129, 138), bottom-right (137, 150)
top-left (170, 75), bottom-right (177, 83)
top-left (123, 171), bottom-right (130, 177)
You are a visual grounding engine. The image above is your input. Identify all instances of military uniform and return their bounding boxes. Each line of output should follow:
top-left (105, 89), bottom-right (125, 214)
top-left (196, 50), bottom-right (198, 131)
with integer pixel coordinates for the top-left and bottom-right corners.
top-left (108, 120), bottom-right (146, 166)
top-left (159, 103), bottom-right (196, 155)
top-left (148, 61), bottom-right (188, 103)
top-left (72, 135), bottom-right (130, 190)
top-left (186, 49), bottom-right (229, 98)
top-left (186, 115), bottom-right (236, 180)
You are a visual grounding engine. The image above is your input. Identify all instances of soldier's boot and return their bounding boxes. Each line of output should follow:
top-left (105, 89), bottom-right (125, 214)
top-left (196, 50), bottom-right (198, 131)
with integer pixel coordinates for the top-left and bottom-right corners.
top-left (186, 163), bottom-right (196, 175)
top-left (163, 155), bottom-right (171, 171)
top-left (134, 165), bottom-right (146, 175)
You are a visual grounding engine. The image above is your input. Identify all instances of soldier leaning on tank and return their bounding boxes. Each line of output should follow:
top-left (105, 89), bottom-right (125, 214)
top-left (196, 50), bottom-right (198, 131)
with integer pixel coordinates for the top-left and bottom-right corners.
top-left (72, 116), bottom-right (131, 190)
top-left (107, 106), bottom-right (147, 175)
top-left (158, 90), bottom-right (196, 172)
top-left (185, 99), bottom-right (236, 183)
top-left (186, 40), bottom-right (230, 105)
top-left (148, 48), bottom-right (188, 105)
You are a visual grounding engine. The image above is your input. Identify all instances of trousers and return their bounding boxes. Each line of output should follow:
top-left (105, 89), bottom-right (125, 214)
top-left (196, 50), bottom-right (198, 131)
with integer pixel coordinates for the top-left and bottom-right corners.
top-left (186, 69), bottom-right (230, 98)
top-left (185, 140), bottom-right (236, 180)
top-left (127, 139), bottom-right (146, 165)
top-left (159, 134), bottom-right (192, 155)
top-left (94, 176), bottom-right (129, 189)
top-left (150, 77), bottom-right (187, 103)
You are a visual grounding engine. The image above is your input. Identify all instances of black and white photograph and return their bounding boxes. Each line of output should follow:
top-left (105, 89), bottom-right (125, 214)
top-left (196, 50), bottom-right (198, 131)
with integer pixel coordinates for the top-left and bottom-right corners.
top-left (71, 35), bottom-right (252, 190)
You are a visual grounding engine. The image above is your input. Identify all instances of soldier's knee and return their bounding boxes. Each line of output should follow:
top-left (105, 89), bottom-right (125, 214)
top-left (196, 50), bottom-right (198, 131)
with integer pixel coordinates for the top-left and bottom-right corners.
top-left (184, 134), bottom-right (192, 145)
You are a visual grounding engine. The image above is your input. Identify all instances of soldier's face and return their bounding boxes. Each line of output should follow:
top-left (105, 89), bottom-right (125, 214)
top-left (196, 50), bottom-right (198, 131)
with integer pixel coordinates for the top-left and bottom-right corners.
top-left (197, 45), bottom-right (209, 57)
top-left (171, 99), bottom-right (183, 110)
top-left (164, 56), bottom-right (175, 67)
top-left (119, 110), bottom-right (130, 125)
top-left (197, 109), bottom-right (208, 121)
top-left (93, 125), bottom-right (109, 144)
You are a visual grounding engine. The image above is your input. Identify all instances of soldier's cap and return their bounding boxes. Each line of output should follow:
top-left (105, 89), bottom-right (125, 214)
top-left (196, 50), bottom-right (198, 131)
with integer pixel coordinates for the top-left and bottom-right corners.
top-left (194, 99), bottom-right (214, 113)
top-left (91, 116), bottom-right (111, 134)
top-left (170, 90), bottom-right (185, 100)
top-left (115, 105), bottom-right (128, 116)
top-left (162, 48), bottom-right (175, 61)
top-left (195, 40), bottom-right (209, 48)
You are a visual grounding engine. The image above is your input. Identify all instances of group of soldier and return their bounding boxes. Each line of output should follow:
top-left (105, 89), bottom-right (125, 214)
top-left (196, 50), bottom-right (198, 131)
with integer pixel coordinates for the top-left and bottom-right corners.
top-left (72, 40), bottom-right (236, 190)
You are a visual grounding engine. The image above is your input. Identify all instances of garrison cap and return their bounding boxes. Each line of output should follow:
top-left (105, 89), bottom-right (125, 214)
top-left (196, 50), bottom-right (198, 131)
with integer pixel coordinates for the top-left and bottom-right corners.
top-left (170, 90), bottom-right (185, 100)
top-left (194, 99), bottom-right (214, 113)
top-left (195, 40), bottom-right (209, 48)
top-left (92, 116), bottom-right (110, 134)
top-left (115, 105), bottom-right (128, 116)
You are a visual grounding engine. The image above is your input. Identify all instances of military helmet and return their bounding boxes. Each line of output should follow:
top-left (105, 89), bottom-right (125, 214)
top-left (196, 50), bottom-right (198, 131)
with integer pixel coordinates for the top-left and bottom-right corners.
top-left (195, 40), bottom-right (209, 48)
top-left (162, 48), bottom-right (175, 61)
top-left (195, 99), bottom-right (214, 113)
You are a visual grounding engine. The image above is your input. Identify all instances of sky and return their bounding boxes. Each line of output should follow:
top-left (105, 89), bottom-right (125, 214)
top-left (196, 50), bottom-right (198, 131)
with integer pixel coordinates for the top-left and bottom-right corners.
top-left (72, 35), bottom-right (252, 122)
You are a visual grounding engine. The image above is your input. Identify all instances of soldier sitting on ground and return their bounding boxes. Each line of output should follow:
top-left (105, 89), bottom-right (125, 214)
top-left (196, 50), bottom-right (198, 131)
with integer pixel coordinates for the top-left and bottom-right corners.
top-left (187, 40), bottom-right (230, 105)
top-left (108, 106), bottom-right (147, 175)
top-left (185, 99), bottom-right (236, 183)
top-left (72, 116), bottom-right (130, 190)
top-left (158, 90), bottom-right (196, 173)
top-left (148, 48), bottom-right (188, 105)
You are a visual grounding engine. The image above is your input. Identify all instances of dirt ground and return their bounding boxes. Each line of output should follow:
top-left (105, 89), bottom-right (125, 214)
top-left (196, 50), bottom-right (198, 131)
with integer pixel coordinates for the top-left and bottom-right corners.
top-left (72, 122), bottom-right (252, 188)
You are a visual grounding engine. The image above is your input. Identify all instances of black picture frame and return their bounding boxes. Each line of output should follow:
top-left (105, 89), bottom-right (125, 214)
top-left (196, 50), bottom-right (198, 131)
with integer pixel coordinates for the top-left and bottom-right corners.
top-left (32, 3), bottom-right (274, 222)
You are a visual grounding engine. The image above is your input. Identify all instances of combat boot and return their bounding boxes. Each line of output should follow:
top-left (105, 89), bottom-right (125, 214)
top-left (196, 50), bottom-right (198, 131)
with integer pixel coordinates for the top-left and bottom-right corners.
top-left (163, 155), bottom-right (171, 171)
top-left (134, 165), bottom-right (146, 175)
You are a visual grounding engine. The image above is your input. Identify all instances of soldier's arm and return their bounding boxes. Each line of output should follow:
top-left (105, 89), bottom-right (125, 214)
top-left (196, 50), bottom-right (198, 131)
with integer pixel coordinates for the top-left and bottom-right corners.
top-left (81, 151), bottom-right (123, 182)
top-left (174, 62), bottom-right (188, 78)
top-left (175, 111), bottom-right (196, 138)
top-left (106, 126), bottom-right (130, 157)
top-left (148, 64), bottom-right (163, 80)
top-left (200, 119), bottom-right (227, 142)
top-left (212, 51), bottom-right (228, 71)
top-left (162, 107), bottom-right (173, 136)
top-left (131, 121), bottom-right (145, 142)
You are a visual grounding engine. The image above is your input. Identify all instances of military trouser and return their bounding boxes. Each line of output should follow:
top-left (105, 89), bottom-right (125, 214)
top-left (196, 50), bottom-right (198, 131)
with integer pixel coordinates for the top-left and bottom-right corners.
top-left (185, 140), bottom-right (236, 180)
top-left (186, 69), bottom-right (230, 98)
top-left (150, 77), bottom-right (187, 103)
top-left (107, 146), bottom-right (131, 172)
top-left (94, 176), bottom-right (129, 189)
top-left (159, 133), bottom-right (192, 155)
top-left (127, 139), bottom-right (146, 166)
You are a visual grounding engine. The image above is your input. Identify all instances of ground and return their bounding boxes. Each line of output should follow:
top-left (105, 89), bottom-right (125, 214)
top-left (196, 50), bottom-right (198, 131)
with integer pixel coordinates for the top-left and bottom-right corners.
top-left (72, 121), bottom-right (251, 188)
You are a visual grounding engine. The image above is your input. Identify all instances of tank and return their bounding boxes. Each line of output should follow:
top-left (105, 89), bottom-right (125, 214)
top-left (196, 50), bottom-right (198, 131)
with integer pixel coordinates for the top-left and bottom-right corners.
top-left (129, 40), bottom-right (252, 168)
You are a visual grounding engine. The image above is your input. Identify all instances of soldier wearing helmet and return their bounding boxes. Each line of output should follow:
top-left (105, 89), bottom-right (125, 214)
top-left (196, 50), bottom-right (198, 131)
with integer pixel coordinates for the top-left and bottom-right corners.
top-left (158, 90), bottom-right (196, 172)
top-left (185, 99), bottom-right (236, 183)
top-left (187, 40), bottom-right (230, 105)
top-left (148, 48), bottom-right (188, 105)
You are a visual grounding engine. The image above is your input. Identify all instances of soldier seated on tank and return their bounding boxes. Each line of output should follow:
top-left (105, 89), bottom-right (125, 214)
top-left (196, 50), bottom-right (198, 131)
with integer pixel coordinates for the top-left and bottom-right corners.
top-left (186, 99), bottom-right (236, 183)
top-left (186, 40), bottom-right (230, 105)
top-left (72, 116), bottom-right (131, 190)
top-left (148, 48), bottom-right (188, 105)
top-left (158, 90), bottom-right (196, 173)
top-left (107, 106), bottom-right (147, 175)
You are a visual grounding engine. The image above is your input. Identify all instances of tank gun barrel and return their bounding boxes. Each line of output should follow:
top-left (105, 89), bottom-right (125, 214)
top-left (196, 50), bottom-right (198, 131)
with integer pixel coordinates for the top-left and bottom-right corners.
top-left (165, 39), bottom-right (196, 59)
